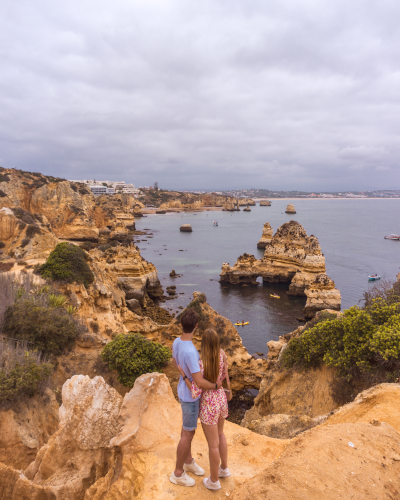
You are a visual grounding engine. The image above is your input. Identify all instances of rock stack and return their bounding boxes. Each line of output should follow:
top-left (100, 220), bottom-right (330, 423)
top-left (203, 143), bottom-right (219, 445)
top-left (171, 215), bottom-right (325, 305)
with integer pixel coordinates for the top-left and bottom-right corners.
top-left (243, 205), bottom-right (251, 212)
top-left (257, 222), bottom-right (273, 249)
top-left (260, 200), bottom-right (271, 206)
top-left (220, 220), bottom-right (341, 317)
top-left (180, 224), bottom-right (192, 232)
top-left (285, 203), bottom-right (296, 214)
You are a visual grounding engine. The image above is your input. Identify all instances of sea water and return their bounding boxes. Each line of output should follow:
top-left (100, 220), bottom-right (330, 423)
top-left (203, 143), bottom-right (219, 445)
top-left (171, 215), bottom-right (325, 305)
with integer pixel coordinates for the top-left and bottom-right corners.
top-left (136, 199), bottom-right (400, 356)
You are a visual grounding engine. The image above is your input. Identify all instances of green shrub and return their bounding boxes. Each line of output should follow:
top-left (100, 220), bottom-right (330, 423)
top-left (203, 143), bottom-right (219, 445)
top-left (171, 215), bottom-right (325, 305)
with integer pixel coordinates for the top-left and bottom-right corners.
top-left (101, 333), bottom-right (171, 386)
top-left (0, 173), bottom-right (10, 183)
top-left (20, 238), bottom-right (30, 248)
top-left (0, 357), bottom-right (52, 402)
top-left (39, 242), bottom-right (94, 287)
top-left (0, 190), bottom-right (7, 198)
top-left (2, 299), bottom-right (79, 355)
top-left (281, 299), bottom-right (400, 380)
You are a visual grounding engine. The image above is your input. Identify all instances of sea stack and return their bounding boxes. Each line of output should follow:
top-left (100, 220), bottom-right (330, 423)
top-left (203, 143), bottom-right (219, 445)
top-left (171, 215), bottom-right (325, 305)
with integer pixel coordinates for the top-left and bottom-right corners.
top-left (257, 222), bottom-right (273, 249)
top-left (220, 220), bottom-right (341, 317)
top-left (243, 205), bottom-right (251, 212)
top-left (180, 224), bottom-right (192, 232)
top-left (260, 200), bottom-right (271, 206)
top-left (285, 203), bottom-right (296, 214)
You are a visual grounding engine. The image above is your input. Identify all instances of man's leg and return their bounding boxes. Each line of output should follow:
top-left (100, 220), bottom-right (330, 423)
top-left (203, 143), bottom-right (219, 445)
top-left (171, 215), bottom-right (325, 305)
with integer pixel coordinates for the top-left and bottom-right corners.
top-left (174, 428), bottom-right (195, 477)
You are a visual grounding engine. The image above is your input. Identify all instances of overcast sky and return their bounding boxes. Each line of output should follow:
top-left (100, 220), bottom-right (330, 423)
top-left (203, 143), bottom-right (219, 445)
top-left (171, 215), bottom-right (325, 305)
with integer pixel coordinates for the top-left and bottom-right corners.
top-left (0, 1), bottom-right (399, 191)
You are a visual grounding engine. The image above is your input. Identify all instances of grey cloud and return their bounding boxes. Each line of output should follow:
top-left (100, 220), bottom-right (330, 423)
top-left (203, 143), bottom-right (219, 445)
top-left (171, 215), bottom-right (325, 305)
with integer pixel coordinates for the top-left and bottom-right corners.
top-left (0, 0), bottom-right (399, 190)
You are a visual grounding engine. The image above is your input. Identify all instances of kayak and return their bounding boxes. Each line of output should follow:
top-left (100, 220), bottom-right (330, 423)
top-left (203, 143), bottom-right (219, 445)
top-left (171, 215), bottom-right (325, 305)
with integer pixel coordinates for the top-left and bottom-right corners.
top-left (368, 276), bottom-right (381, 281)
top-left (270, 294), bottom-right (280, 298)
top-left (234, 322), bottom-right (249, 326)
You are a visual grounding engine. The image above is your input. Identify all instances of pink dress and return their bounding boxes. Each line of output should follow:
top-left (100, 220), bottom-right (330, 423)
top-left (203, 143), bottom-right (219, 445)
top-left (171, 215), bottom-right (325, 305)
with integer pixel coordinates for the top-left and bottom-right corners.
top-left (191, 350), bottom-right (228, 425)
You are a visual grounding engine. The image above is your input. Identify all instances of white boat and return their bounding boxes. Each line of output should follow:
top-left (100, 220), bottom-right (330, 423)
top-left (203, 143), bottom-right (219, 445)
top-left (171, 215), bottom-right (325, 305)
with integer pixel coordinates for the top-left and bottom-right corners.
top-left (384, 234), bottom-right (400, 240)
top-left (368, 275), bottom-right (381, 281)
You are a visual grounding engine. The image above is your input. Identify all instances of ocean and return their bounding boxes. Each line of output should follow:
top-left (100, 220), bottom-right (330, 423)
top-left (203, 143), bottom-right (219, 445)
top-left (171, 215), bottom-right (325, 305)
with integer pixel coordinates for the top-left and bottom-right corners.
top-left (135, 199), bottom-right (400, 356)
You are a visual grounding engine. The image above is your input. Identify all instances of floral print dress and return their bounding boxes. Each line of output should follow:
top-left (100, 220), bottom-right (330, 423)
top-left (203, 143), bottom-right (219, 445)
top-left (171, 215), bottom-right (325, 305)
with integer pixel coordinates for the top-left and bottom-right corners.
top-left (191, 349), bottom-right (228, 425)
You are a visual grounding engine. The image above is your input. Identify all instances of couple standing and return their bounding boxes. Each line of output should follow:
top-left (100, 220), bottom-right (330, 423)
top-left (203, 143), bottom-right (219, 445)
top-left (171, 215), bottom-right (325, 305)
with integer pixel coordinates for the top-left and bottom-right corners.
top-left (170, 308), bottom-right (231, 491)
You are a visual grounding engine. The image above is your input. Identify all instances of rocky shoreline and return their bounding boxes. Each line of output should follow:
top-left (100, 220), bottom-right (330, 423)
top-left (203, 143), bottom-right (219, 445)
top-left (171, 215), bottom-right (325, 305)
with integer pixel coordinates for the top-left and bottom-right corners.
top-left (1, 168), bottom-right (400, 499)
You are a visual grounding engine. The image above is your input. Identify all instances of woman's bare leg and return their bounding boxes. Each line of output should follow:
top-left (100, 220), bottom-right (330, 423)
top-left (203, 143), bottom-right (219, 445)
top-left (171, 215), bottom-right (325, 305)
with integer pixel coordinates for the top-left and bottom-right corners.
top-left (217, 418), bottom-right (228, 470)
top-left (201, 421), bottom-right (220, 483)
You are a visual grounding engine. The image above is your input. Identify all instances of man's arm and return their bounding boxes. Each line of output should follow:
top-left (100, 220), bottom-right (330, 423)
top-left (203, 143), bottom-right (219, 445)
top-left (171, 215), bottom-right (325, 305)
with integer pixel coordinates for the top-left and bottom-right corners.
top-left (192, 372), bottom-right (222, 390)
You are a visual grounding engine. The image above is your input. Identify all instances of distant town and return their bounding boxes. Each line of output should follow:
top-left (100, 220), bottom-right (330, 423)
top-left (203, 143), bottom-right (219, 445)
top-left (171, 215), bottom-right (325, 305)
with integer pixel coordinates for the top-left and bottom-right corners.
top-left (69, 180), bottom-right (400, 199)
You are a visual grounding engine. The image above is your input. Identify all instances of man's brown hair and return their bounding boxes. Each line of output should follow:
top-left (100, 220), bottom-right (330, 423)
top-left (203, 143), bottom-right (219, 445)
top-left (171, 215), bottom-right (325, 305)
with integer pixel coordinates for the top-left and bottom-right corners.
top-left (180, 308), bottom-right (199, 333)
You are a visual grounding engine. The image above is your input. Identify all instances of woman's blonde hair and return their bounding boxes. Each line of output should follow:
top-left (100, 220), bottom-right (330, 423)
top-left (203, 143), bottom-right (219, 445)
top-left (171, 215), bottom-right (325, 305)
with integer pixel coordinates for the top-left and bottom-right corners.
top-left (201, 329), bottom-right (220, 384)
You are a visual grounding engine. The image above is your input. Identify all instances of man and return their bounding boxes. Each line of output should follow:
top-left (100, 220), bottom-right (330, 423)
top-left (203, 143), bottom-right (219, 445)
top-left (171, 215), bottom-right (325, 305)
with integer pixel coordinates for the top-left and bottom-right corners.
top-left (170, 308), bottom-right (222, 487)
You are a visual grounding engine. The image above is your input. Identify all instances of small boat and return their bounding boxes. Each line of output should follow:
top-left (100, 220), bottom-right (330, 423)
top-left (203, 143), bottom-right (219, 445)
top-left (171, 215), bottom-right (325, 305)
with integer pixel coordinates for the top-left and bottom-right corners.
top-left (384, 234), bottom-right (400, 240)
top-left (213, 221), bottom-right (218, 226)
top-left (368, 275), bottom-right (381, 281)
top-left (270, 294), bottom-right (280, 299)
top-left (234, 322), bottom-right (249, 326)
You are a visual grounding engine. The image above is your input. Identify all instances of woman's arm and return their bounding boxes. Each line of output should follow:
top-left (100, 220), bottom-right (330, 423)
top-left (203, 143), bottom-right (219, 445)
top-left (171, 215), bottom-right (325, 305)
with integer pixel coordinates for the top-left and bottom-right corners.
top-left (222, 350), bottom-right (231, 389)
top-left (177, 365), bottom-right (192, 391)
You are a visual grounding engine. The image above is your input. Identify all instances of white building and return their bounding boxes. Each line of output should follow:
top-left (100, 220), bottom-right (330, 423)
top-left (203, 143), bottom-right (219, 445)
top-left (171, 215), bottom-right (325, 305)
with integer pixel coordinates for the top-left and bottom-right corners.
top-left (70, 179), bottom-right (140, 196)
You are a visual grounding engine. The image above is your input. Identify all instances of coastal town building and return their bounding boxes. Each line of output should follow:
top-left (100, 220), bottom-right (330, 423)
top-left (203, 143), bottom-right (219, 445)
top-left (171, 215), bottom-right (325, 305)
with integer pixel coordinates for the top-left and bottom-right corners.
top-left (69, 179), bottom-right (141, 196)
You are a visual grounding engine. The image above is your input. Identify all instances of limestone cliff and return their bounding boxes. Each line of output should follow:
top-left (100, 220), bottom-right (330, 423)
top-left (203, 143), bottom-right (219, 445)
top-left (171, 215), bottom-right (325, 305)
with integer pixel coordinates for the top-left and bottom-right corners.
top-left (1, 375), bottom-right (399, 500)
top-left (0, 207), bottom-right (59, 259)
top-left (0, 168), bottom-right (136, 245)
top-left (220, 221), bottom-right (341, 316)
top-left (257, 222), bottom-right (273, 249)
top-left (0, 389), bottom-right (59, 470)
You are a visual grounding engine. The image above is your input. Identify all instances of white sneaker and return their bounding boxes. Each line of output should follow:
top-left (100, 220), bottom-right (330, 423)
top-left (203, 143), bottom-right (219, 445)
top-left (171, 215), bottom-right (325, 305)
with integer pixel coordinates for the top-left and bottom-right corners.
top-left (184, 459), bottom-right (205, 476)
top-left (219, 466), bottom-right (231, 477)
top-left (203, 477), bottom-right (221, 490)
top-left (170, 471), bottom-right (195, 487)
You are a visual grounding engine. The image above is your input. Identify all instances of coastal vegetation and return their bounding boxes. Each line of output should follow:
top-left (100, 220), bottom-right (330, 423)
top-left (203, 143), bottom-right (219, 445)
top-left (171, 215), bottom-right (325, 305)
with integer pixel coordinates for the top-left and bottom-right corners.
top-left (38, 242), bottom-right (94, 287)
top-left (0, 273), bottom-right (84, 402)
top-left (101, 332), bottom-right (171, 386)
top-left (281, 281), bottom-right (400, 382)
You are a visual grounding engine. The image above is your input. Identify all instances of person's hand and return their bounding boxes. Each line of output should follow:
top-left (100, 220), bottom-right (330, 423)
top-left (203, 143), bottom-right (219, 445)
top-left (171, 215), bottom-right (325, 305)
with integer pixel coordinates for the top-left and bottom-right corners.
top-left (177, 365), bottom-right (186, 378)
top-left (216, 379), bottom-right (222, 389)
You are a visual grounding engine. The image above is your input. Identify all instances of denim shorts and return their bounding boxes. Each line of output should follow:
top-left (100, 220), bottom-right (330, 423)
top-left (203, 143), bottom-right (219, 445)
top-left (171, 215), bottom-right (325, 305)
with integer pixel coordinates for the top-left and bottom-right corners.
top-left (180, 398), bottom-right (200, 431)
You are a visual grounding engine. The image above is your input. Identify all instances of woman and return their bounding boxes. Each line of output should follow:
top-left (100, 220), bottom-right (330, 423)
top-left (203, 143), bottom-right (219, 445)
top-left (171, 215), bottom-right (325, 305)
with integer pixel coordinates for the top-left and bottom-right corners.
top-left (178, 328), bottom-right (231, 491)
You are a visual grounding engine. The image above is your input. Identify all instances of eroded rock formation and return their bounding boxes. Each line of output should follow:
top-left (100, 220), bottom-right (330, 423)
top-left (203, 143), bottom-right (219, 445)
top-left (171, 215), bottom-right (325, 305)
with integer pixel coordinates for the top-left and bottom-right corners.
top-left (285, 203), bottom-right (296, 214)
top-left (220, 221), bottom-right (341, 317)
top-left (257, 222), bottom-right (273, 249)
top-left (0, 168), bottom-right (137, 248)
top-left (259, 200), bottom-right (271, 206)
top-left (1, 374), bottom-right (399, 500)
top-left (0, 207), bottom-right (59, 259)
top-left (304, 274), bottom-right (342, 318)
top-left (180, 224), bottom-right (192, 232)
top-left (0, 389), bottom-right (59, 470)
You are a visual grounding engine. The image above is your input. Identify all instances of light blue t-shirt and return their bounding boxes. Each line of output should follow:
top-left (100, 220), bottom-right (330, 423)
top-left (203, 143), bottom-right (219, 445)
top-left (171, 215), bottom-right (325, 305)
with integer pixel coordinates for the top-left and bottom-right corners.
top-left (172, 337), bottom-right (201, 402)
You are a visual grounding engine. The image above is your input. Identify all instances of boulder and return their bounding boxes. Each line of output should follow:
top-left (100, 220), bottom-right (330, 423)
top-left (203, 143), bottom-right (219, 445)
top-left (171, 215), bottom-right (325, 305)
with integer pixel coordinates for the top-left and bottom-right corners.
top-left (126, 298), bottom-right (141, 312)
top-left (179, 224), bottom-right (192, 232)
